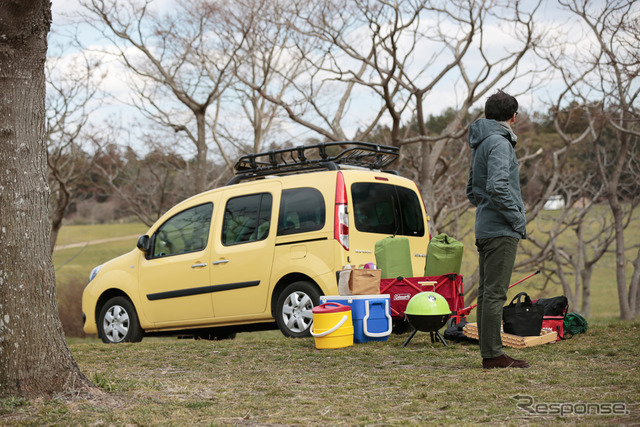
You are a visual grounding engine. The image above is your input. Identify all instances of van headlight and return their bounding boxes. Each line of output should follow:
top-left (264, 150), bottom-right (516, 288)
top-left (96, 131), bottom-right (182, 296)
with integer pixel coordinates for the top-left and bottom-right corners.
top-left (89, 265), bottom-right (102, 283)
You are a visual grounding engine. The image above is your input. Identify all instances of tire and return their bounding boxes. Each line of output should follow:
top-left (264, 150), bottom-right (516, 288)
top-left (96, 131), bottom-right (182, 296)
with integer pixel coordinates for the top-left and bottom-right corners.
top-left (275, 281), bottom-right (320, 338)
top-left (98, 296), bottom-right (144, 343)
top-left (445, 316), bottom-right (458, 330)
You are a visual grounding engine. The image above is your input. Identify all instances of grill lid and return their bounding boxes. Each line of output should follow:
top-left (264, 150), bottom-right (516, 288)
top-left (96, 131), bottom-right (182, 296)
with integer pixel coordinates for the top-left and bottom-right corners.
top-left (405, 292), bottom-right (450, 316)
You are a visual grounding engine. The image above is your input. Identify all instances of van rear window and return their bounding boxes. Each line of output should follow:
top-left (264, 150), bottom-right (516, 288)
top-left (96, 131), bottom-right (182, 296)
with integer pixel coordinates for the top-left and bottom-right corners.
top-left (277, 188), bottom-right (325, 236)
top-left (351, 183), bottom-right (425, 237)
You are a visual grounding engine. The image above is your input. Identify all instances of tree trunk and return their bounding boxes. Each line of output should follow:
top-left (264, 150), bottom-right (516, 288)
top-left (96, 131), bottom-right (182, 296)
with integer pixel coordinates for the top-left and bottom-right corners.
top-left (0, 0), bottom-right (95, 398)
top-left (49, 179), bottom-right (70, 254)
top-left (580, 268), bottom-right (592, 317)
top-left (195, 111), bottom-right (208, 194)
top-left (611, 200), bottom-right (632, 320)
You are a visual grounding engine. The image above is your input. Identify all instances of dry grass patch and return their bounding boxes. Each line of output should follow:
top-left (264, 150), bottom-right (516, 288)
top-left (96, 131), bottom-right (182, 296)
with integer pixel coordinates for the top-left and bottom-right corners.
top-left (2, 320), bottom-right (638, 425)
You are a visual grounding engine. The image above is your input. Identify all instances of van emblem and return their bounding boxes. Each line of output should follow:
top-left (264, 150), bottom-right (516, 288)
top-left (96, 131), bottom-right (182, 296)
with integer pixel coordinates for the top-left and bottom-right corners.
top-left (355, 249), bottom-right (372, 254)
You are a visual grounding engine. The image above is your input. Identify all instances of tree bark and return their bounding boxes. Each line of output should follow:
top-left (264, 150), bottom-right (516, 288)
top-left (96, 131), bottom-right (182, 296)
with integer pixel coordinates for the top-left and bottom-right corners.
top-left (0, 0), bottom-right (94, 397)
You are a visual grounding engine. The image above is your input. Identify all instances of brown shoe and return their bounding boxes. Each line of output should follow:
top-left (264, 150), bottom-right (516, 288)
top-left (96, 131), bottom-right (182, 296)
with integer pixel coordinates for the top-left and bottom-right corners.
top-left (482, 353), bottom-right (530, 369)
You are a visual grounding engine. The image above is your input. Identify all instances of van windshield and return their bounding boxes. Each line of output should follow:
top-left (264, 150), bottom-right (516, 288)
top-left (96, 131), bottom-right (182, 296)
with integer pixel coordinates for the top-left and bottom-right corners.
top-left (351, 182), bottom-right (425, 237)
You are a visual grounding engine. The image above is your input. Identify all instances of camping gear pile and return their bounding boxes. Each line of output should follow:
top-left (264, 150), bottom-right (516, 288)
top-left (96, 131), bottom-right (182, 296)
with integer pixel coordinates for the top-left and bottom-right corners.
top-left (377, 234), bottom-right (465, 324)
top-left (311, 233), bottom-right (587, 350)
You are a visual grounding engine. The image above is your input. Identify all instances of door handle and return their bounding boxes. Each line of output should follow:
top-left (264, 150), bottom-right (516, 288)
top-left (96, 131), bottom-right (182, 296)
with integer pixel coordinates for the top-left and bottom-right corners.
top-left (212, 259), bottom-right (229, 265)
top-left (191, 263), bottom-right (207, 268)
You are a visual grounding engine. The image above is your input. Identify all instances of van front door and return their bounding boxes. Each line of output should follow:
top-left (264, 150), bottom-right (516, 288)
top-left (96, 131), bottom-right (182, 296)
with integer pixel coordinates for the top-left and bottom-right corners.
top-left (210, 184), bottom-right (279, 318)
top-left (138, 202), bottom-right (215, 325)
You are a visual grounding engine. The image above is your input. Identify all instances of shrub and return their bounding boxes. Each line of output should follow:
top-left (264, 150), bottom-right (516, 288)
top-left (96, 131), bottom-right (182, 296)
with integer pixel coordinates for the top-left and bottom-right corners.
top-left (56, 278), bottom-right (87, 338)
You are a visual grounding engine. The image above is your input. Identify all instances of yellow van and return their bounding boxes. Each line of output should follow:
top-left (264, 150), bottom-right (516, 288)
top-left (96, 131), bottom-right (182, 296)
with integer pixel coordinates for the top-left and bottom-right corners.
top-left (82, 142), bottom-right (431, 342)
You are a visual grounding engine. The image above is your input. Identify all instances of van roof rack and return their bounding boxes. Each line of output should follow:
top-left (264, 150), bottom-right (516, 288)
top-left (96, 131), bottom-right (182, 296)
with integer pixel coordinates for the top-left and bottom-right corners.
top-left (229, 141), bottom-right (399, 184)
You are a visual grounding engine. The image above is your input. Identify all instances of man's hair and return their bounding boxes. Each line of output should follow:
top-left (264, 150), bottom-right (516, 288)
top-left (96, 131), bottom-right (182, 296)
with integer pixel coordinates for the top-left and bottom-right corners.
top-left (485, 90), bottom-right (518, 121)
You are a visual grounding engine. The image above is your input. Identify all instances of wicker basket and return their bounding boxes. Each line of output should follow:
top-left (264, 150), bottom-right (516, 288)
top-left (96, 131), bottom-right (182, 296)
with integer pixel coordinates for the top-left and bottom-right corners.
top-left (463, 322), bottom-right (557, 348)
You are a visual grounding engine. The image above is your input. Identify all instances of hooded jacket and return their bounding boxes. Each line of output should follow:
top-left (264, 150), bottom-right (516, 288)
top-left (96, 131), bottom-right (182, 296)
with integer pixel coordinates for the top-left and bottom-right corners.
top-left (466, 118), bottom-right (526, 240)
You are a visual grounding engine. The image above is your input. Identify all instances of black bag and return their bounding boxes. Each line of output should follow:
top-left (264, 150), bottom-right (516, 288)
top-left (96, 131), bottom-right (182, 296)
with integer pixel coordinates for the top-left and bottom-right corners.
top-left (502, 292), bottom-right (544, 337)
top-left (533, 295), bottom-right (569, 316)
top-left (443, 319), bottom-right (475, 343)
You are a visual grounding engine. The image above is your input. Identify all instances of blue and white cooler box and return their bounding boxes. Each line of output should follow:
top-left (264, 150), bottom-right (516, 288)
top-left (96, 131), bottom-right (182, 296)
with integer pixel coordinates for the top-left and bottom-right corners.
top-left (320, 294), bottom-right (392, 343)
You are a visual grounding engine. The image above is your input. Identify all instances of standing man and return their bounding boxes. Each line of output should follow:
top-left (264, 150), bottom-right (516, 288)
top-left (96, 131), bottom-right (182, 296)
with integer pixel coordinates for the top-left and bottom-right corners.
top-left (466, 90), bottom-right (529, 369)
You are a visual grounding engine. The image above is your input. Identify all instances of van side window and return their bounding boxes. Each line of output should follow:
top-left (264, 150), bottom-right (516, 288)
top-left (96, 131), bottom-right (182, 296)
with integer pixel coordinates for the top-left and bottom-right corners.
top-left (351, 183), bottom-right (425, 237)
top-left (277, 188), bottom-right (326, 236)
top-left (222, 193), bottom-right (272, 245)
top-left (152, 203), bottom-right (213, 258)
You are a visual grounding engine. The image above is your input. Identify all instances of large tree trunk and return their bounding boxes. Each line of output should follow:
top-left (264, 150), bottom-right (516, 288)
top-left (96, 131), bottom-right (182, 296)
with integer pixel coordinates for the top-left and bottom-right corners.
top-left (0, 0), bottom-right (94, 398)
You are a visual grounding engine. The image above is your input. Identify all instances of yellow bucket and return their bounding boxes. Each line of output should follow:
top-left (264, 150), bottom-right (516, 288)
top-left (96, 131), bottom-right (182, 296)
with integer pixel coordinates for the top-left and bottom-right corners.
top-left (310, 303), bottom-right (354, 349)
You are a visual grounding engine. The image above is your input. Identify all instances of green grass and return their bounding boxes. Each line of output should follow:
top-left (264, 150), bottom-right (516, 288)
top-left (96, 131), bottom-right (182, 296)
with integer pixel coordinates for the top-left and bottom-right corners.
top-left (3, 322), bottom-right (639, 424)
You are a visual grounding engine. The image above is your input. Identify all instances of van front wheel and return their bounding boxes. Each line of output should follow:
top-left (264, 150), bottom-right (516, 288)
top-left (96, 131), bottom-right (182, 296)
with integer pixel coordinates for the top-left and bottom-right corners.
top-left (98, 296), bottom-right (144, 343)
top-left (275, 281), bottom-right (320, 338)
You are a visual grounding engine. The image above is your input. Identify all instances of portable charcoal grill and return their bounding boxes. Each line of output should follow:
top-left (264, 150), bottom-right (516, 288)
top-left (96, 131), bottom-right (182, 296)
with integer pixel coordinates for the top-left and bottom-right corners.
top-left (402, 270), bottom-right (541, 347)
top-left (402, 291), bottom-right (452, 347)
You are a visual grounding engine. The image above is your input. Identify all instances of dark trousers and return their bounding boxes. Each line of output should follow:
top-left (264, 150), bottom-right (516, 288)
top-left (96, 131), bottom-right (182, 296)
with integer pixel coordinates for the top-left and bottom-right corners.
top-left (476, 236), bottom-right (519, 359)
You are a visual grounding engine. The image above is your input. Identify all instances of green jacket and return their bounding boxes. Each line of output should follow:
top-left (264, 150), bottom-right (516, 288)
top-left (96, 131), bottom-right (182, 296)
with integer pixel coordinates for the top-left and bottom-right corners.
top-left (466, 118), bottom-right (526, 240)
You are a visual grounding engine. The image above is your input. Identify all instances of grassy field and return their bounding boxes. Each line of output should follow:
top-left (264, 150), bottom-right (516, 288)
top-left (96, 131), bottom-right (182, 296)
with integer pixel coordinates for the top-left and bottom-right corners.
top-left (2, 321), bottom-right (639, 424)
top-left (52, 222), bottom-right (148, 285)
top-left (3, 216), bottom-right (633, 424)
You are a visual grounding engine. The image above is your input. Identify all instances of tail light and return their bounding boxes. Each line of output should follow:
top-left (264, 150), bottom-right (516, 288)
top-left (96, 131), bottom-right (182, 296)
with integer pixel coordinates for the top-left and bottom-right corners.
top-left (334, 171), bottom-right (349, 250)
top-left (414, 182), bottom-right (432, 241)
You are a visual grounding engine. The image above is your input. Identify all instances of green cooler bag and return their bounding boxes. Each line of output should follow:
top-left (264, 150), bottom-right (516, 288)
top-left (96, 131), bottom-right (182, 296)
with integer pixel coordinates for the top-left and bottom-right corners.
top-left (375, 236), bottom-right (413, 279)
top-left (424, 233), bottom-right (464, 276)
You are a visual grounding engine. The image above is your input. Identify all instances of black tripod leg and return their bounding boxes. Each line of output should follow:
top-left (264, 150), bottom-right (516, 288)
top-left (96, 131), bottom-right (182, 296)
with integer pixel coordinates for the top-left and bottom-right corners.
top-left (435, 330), bottom-right (448, 347)
top-left (402, 328), bottom-right (418, 347)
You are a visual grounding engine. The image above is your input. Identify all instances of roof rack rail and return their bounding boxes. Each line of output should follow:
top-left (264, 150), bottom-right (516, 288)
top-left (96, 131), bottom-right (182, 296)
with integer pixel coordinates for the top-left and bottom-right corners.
top-left (229, 141), bottom-right (399, 184)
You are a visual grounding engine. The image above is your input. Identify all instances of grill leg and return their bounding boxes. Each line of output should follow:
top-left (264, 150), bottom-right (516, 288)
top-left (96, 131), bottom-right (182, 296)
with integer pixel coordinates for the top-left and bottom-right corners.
top-left (435, 330), bottom-right (448, 347)
top-left (402, 328), bottom-right (418, 347)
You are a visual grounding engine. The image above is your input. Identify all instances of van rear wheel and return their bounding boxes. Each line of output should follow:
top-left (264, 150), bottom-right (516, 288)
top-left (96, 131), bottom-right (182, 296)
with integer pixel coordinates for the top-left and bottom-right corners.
top-left (275, 281), bottom-right (320, 338)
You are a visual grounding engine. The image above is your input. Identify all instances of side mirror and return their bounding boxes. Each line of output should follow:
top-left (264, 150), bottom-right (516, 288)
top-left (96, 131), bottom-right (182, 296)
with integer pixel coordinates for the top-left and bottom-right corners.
top-left (136, 235), bottom-right (150, 253)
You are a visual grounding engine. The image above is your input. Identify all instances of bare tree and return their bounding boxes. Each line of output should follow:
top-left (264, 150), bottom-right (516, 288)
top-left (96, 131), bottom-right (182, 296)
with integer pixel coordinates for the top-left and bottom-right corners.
top-left (46, 48), bottom-right (104, 253)
top-left (238, 0), bottom-right (545, 229)
top-left (90, 134), bottom-right (192, 227)
top-left (242, 0), bottom-right (548, 299)
top-left (518, 116), bottom-right (614, 315)
top-left (233, 0), bottom-right (387, 144)
top-left (536, 0), bottom-right (640, 319)
top-left (217, 0), bottom-right (317, 163)
top-left (78, 0), bottom-right (246, 194)
top-left (0, 0), bottom-right (95, 398)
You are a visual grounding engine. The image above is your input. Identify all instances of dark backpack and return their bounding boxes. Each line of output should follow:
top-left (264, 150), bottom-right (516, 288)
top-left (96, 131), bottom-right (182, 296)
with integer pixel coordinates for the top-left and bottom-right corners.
top-left (564, 313), bottom-right (588, 336)
top-left (443, 319), bottom-right (476, 343)
top-left (533, 296), bottom-right (569, 316)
